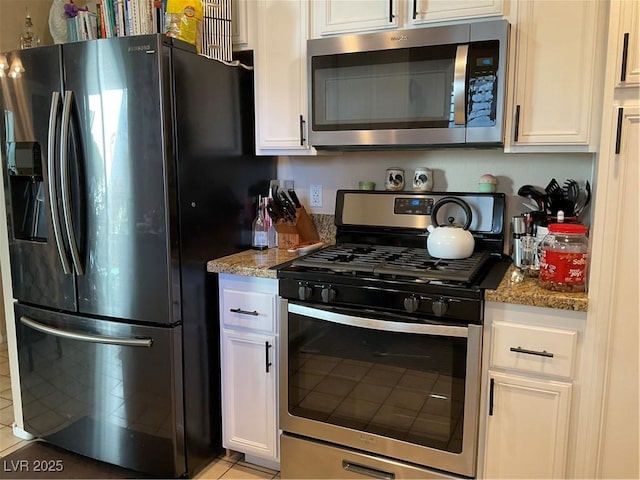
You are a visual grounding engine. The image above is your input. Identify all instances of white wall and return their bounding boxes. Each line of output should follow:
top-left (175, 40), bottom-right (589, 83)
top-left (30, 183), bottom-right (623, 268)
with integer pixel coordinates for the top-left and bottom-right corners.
top-left (278, 149), bottom-right (594, 223)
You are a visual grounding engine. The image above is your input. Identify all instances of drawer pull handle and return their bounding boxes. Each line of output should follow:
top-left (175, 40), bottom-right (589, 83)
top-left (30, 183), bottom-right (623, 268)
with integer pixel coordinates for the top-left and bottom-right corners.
top-left (510, 346), bottom-right (554, 358)
top-left (230, 308), bottom-right (259, 316)
top-left (343, 461), bottom-right (395, 480)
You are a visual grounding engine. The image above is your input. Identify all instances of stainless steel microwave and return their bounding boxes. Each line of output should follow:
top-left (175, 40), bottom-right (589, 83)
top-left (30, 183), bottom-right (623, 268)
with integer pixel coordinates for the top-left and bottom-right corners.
top-left (307, 20), bottom-right (509, 150)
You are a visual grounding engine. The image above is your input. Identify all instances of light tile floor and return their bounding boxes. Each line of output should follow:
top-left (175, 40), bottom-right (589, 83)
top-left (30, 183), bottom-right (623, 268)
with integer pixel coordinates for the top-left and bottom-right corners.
top-left (0, 343), bottom-right (279, 479)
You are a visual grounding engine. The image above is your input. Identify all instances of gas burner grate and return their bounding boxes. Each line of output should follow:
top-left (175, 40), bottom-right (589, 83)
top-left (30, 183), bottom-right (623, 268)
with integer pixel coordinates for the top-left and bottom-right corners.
top-left (292, 244), bottom-right (491, 284)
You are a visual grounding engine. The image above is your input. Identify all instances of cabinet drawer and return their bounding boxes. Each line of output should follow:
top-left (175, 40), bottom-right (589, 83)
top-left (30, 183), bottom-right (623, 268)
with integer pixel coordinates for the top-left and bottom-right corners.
top-left (222, 288), bottom-right (276, 332)
top-left (491, 321), bottom-right (578, 378)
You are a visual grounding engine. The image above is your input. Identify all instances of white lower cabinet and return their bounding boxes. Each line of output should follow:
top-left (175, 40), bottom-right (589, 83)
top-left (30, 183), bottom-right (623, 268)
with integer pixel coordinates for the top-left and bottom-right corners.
top-left (481, 304), bottom-right (584, 479)
top-left (219, 274), bottom-right (280, 468)
top-left (484, 372), bottom-right (572, 479)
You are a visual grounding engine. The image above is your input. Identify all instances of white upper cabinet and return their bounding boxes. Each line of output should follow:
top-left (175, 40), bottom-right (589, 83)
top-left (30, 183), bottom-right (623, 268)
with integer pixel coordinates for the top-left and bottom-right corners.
top-left (410, 0), bottom-right (503, 25)
top-left (231, 0), bottom-right (250, 48)
top-left (614, 0), bottom-right (640, 87)
top-left (312, 0), bottom-right (399, 36)
top-left (504, 0), bottom-right (608, 152)
top-left (233, 0), bottom-right (315, 155)
top-left (311, 0), bottom-right (503, 37)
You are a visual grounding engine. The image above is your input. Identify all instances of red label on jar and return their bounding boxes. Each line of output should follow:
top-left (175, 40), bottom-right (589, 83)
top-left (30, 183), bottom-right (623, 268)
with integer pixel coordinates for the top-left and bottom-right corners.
top-left (539, 250), bottom-right (588, 284)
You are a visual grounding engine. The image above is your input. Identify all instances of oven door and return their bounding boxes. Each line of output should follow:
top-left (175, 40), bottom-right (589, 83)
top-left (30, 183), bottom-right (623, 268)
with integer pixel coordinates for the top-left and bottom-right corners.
top-left (280, 301), bottom-right (482, 478)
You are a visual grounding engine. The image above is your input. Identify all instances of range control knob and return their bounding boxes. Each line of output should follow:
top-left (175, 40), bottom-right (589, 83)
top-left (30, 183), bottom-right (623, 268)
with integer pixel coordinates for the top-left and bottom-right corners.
top-left (432, 298), bottom-right (449, 317)
top-left (298, 284), bottom-right (312, 301)
top-left (403, 296), bottom-right (420, 313)
top-left (321, 286), bottom-right (336, 303)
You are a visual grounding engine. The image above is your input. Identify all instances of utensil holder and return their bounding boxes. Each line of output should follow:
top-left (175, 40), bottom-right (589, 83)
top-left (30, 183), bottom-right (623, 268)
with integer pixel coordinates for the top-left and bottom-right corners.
top-left (274, 207), bottom-right (320, 250)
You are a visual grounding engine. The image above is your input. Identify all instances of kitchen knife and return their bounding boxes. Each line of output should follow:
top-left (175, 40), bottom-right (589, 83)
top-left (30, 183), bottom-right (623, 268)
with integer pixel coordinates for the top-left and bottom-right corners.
top-left (277, 191), bottom-right (297, 223)
top-left (287, 188), bottom-right (302, 208)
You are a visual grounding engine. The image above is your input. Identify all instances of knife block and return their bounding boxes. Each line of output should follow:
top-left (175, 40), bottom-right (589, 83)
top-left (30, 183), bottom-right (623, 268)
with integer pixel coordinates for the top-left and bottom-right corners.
top-left (274, 207), bottom-right (320, 250)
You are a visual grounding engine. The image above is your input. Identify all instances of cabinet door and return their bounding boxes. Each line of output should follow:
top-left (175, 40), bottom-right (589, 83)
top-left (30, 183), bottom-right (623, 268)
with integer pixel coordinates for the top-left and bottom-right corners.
top-left (505, 0), bottom-right (606, 151)
top-left (614, 0), bottom-right (640, 87)
top-left (312, 0), bottom-right (399, 36)
top-left (221, 329), bottom-right (278, 461)
top-left (410, 0), bottom-right (502, 25)
top-left (596, 106), bottom-right (639, 478)
top-left (484, 372), bottom-right (572, 479)
top-left (254, 0), bottom-right (315, 155)
top-left (231, 0), bottom-right (250, 48)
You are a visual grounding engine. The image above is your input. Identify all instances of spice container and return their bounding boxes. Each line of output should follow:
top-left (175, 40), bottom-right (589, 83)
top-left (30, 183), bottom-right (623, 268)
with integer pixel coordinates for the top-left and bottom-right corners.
top-left (538, 223), bottom-right (589, 292)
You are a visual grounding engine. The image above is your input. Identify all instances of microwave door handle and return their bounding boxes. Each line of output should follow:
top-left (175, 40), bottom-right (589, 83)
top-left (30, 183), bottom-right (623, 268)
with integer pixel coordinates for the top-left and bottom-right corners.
top-left (453, 44), bottom-right (469, 125)
top-left (47, 92), bottom-right (72, 275)
top-left (60, 90), bottom-right (84, 275)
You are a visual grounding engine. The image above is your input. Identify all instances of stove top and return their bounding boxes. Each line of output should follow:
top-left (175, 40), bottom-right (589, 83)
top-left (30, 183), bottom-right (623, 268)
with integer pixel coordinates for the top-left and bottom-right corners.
top-left (291, 243), bottom-right (491, 284)
top-left (277, 191), bottom-right (510, 324)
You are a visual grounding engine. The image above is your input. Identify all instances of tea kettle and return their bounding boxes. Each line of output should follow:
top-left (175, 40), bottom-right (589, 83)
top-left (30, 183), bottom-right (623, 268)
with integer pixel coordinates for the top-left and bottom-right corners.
top-left (427, 197), bottom-right (475, 259)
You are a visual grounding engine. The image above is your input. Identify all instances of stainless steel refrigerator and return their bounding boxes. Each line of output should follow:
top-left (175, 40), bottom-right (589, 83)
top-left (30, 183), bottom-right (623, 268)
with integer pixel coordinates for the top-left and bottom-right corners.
top-left (0, 35), bottom-right (275, 477)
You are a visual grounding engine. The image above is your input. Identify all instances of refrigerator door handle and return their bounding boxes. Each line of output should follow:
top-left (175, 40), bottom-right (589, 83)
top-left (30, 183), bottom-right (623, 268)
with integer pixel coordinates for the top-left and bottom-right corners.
top-left (60, 90), bottom-right (84, 275)
top-left (48, 92), bottom-right (72, 275)
top-left (20, 316), bottom-right (153, 347)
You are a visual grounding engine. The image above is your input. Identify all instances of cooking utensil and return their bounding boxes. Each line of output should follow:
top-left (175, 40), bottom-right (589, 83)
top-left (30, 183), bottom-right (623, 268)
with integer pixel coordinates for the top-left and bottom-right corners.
top-left (426, 197), bottom-right (475, 259)
top-left (517, 185), bottom-right (548, 212)
top-left (573, 180), bottom-right (591, 216)
top-left (563, 179), bottom-right (579, 203)
top-left (545, 178), bottom-right (563, 197)
top-left (286, 241), bottom-right (325, 255)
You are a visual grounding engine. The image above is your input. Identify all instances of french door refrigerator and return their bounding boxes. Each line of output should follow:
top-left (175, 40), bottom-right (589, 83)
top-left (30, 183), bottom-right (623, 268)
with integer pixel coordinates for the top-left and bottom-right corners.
top-left (0, 35), bottom-right (274, 477)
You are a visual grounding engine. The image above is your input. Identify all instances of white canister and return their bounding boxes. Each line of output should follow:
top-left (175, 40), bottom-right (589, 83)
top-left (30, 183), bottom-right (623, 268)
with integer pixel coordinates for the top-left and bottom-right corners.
top-left (413, 168), bottom-right (434, 191)
top-left (385, 168), bottom-right (405, 191)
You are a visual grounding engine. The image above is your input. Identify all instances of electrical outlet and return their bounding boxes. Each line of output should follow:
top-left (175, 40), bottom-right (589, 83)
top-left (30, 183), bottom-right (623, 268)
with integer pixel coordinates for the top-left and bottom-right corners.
top-left (310, 184), bottom-right (322, 207)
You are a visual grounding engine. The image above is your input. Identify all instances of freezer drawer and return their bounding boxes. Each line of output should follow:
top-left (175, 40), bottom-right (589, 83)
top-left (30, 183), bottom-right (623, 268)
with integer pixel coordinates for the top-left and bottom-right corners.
top-left (15, 303), bottom-right (185, 477)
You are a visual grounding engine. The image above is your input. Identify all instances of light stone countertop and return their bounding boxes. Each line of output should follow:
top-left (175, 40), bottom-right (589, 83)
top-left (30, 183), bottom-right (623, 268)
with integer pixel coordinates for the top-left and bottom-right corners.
top-left (208, 253), bottom-right (589, 312)
top-left (485, 264), bottom-right (588, 312)
top-left (206, 212), bottom-right (588, 312)
top-left (206, 248), bottom-right (299, 279)
top-left (207, 213), bottom-right (336, 279)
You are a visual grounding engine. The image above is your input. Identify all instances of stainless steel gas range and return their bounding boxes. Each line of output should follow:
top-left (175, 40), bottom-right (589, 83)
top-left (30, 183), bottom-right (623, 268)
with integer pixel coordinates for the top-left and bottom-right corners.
top-left (277, 190), bottom-right (510, 479)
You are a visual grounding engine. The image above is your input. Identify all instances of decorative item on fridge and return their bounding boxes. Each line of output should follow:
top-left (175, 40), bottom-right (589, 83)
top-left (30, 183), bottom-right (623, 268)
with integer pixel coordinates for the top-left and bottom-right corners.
top-left (20, 9), bottom-right (40, 49)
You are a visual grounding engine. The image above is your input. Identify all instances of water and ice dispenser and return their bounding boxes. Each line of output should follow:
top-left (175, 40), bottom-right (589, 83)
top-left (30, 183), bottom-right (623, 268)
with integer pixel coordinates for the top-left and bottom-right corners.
top-left (6, 141), bottom-right (47, 241)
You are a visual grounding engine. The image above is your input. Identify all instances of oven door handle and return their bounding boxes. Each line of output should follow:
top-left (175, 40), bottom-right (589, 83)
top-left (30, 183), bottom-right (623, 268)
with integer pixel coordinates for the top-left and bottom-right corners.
top-left (288, 303), bottom-right (470, 338)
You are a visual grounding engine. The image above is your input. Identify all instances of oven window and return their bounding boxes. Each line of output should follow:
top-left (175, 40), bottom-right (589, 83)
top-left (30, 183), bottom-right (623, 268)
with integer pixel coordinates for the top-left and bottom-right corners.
top-left (287, 312), bottom-right (467, 453)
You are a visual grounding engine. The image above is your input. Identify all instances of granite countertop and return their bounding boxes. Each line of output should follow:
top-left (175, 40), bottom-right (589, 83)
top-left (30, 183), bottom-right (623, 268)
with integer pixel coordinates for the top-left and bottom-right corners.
top-left (209, 254), bottom-right (588, 312)
top-left (207, 248), bottom-right (299, 279)
top-left (485, 264), bottom-right (588, 312)
top-left (207, 209), bottom-right (588, 311)
top-left (207, 213), bottom-right (336, 279)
